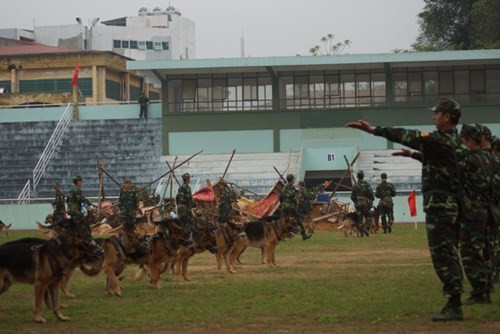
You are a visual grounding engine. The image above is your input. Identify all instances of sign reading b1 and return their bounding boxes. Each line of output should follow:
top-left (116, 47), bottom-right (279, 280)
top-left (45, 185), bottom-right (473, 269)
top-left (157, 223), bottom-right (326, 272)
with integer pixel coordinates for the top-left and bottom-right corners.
top-left (327, 153), bottom-right (335, 162)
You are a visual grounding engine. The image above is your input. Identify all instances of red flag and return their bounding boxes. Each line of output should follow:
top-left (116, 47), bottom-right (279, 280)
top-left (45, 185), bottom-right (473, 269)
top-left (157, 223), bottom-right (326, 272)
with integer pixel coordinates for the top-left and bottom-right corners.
top-left (72, 65), bottom-right (79, 86)
top-left (408, 190), bottom-right (417, 217)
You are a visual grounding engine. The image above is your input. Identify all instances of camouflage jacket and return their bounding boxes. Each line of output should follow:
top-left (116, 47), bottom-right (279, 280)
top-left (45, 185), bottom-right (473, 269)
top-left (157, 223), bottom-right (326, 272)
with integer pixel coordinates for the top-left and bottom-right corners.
top-left (219, 186), bottom-right (236, 216)
top-left (138, 94), bottom-right (149, 106)
top-left (119, 186), bottom-right (138, 217)
top-left (351, 179), bottom-right (374, 207)
top-left (375, 181), bottom-right (396, 207)
top-left (280, 183), bottom-right (298, 210)
top-left (54, 190), bottom-right (66, 215)
top-left (374, 126), bottom-right (468, 212)
top-left (67, 185), bottom-right (89, 215)
top-left (298, 187), bottom-right (316, 214)
top-left (176, 183), bottom-right (194, 209)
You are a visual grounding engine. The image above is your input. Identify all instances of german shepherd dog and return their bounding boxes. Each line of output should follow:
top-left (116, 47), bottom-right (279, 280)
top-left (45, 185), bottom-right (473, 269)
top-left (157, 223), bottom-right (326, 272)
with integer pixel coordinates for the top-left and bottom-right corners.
top-left (77, 231), bottom-right (153, 295)
top-left (229, 215), bottom-right (296, 267)
top-left (214, 221), bottom-right (246, 274)
top-left (0, 220), bottom-right (12, 237)
top-left (0, 220), bottom-right (104, 323)
top-left (173, 223), bottom-right (218, 282)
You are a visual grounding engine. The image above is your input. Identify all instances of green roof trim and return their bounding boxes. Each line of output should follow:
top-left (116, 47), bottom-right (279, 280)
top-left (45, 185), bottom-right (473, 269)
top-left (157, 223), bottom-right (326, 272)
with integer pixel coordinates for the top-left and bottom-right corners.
top-left (127, 50), bottom-right (500, 72)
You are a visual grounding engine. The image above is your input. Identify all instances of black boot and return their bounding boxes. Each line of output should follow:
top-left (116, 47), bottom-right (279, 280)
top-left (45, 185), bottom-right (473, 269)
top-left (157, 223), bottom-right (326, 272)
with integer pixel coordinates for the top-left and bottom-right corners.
top-left (463, 293), bottom-right (491, 305)
top-left (431, 295), bottom-right (463, 321)
top-left (301, 232), bottom-right (312, 241)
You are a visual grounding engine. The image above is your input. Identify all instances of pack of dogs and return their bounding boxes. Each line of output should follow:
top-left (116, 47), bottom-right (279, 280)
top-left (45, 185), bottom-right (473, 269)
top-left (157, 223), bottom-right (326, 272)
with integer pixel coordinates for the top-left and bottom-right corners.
top-left (1, 199), bottom-right (389, 323)
top-left (0, 204), bottom-right (354, 323)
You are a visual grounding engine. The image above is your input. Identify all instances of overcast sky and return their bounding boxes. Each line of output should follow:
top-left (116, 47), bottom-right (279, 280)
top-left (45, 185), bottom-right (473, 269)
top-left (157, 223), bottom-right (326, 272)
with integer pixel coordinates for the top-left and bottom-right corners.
top-left (1, 0), bottom-right (425, 58)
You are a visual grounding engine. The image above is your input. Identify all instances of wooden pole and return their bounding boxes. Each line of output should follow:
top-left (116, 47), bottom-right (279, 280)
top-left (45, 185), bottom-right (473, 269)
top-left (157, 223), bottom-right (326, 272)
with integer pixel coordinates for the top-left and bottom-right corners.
top-left (227, 182), bottom-right (264, 199)
top-left (222, 149), bottom-right (236, 179)
top-left (273, 166), bottom-right (287, 183)
top-left (139, 150), bottom-right (203, 192)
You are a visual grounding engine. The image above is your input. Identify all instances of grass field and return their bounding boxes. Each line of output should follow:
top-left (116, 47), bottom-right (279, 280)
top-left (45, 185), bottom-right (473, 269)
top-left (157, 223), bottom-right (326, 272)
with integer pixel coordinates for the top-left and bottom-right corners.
top-left (0, 224), bottom-right (498, 334)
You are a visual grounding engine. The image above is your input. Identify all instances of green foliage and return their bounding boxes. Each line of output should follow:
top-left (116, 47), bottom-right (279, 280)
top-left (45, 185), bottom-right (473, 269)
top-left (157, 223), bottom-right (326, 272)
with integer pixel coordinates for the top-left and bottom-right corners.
top-left (414, 0), bottom-right (500, 50)
top-left (0, 227), bottom-right (498, 333)
top-left (309, 33), bottom-right (351, 56)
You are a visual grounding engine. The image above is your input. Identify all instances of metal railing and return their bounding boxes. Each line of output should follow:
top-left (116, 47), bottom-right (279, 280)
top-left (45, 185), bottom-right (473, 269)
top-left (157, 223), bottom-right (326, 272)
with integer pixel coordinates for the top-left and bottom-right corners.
top-left (17, 180), bottom-right (31, 204)
top-left (17, 103), bottom-right (72, 203)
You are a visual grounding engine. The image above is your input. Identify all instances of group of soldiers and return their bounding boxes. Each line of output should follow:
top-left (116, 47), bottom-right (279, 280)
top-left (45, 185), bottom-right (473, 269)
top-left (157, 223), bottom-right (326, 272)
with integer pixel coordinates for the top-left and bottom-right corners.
top-left (350, 170), bottom-right (396, 237)
top-left (347, 97), bottom-right (499, 322)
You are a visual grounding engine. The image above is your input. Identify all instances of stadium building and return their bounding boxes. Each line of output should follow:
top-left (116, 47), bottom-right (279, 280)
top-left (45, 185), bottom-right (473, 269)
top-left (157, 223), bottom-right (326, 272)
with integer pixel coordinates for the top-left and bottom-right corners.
top-left (1, 49), bottom-right (499, 228)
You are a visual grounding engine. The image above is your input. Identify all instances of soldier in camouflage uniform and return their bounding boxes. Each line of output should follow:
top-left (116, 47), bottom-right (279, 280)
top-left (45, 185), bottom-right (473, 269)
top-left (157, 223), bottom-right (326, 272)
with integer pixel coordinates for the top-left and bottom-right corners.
top-left (347, 97), bottom-right (468, 321)
top-left (218, 180), bottom-right (237, 223)
top-left (52, 183), bottom-right (66, 224)
top-left (476, 124), bottom-right (500, 288)
top-left (297, 181), bottom-right (319, 234)
top-left (375, 173), bottom-right (396, 234)
top-left (350, 170), bottom-right (374, 237)
top-left (176, 173), bottom-right (196, 231)
top-left (280, 174), bottom-right (312, 240)
top-left (118, 178), bottom-right (139, 233)
top-left (67, 176), bottom-right (93, 238)
top-left (459, 124), bottom-right (491, 304)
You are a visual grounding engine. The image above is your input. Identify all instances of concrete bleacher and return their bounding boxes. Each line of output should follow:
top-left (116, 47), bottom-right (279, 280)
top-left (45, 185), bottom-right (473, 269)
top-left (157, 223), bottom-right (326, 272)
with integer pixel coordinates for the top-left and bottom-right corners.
top-left (356, 149), bottom-right (422, 191)
top-left (0, 118), bottom-right (164, 200)
top-left (164, 152), bottom-right (300, 196)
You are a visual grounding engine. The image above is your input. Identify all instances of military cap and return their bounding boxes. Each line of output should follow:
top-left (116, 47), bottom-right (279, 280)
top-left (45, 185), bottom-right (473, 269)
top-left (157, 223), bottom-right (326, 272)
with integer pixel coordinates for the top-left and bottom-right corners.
top-left (476, 124), bottom-right (492, 142)
top-left (431, 97), bottom-right (461, 117)
top-left (54, 183), bottom-right (61, 187)
top-left (123, 177), bottom-right (131, 184)
top-left (357, 170), bottom-right (364, 179)
top-left (182, 172), bottom-right (191, 180)
top-left (460, 124), bottom-right (482, 143)
top-left (73, 175), bottom-right (83, 183)
top-left (286, 174), bottom-right (295, 182)
top-left (381, 173), bottom-right (387, 179)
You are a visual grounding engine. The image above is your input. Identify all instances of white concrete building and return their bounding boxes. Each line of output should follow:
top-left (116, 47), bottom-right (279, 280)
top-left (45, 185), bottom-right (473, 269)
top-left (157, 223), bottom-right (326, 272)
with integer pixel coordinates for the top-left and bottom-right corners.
top-left (0, 6), bottom-right (195, 61)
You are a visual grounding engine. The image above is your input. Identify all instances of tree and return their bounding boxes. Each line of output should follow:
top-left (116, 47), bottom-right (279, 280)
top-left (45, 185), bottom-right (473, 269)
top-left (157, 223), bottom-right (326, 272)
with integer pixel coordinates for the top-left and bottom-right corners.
top-left (413, 0), bottom-right (500, 51)
top-left (309, 34), bottom-right (351, 56)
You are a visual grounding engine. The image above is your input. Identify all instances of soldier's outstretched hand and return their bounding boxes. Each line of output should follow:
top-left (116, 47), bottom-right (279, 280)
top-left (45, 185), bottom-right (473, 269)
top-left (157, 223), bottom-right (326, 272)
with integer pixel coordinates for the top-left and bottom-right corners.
top-left (392, 148), bottom-right (413, 158)
top-left (345, 120), bottom-right (375, 134)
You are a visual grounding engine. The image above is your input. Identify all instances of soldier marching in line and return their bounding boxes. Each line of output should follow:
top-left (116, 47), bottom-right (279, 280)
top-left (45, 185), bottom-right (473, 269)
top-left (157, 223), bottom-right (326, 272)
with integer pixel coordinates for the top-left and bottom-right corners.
top-left (52, 183), bottom-right (66, 225)
top-left (118, 178), bottom-right (139, 233)
top-left (350, 170), bottom-right (374, 237)
top-left (176, 172), bottom-right (196, 232)
top-left (280, 174), bottom-right (312, 241)
top-left (67, 176), bottom-right (93, 238)
top-left (375, 173), bottom-right (396, 234)
top-left (217, 179), bottom-right (237, 224)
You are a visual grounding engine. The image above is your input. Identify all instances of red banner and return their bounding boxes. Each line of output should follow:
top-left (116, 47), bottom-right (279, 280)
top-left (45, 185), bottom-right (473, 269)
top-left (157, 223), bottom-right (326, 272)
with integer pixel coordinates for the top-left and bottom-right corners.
top-left (72, 65), bottom-right (79, 86)
top-left (408, 190), bottom-right (417, 217)
top-left (241, 193), bottom-right (280, 219)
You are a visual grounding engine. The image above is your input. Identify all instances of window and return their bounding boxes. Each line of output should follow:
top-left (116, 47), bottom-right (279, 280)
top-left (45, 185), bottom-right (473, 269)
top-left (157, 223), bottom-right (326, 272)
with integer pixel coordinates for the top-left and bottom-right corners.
top-left (439, 71), bottom-right (454, 94)
top-left (153, 41), bottom-right (162, 51)
top-left (138, 41), bottom-right (147, 50)
top-left (146, 41), bottom-right (153, 50)
top-left (162, 42), bottom-right (169, 50)
top-left (130, 41), bottom-right (138, 49)
top-left (121, 40), bottom-right (129, 48)
top-left (113, 40), bottom-right (121, 48)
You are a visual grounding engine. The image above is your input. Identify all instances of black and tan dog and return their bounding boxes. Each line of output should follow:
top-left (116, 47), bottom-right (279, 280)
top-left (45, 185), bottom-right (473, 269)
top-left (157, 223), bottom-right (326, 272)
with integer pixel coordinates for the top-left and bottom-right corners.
top-left (0, 220), bottom-right (12, 237)
top-left (0, 220), bottom-right (103, 323)
top-left (229, 215), bottom-right (295, 267)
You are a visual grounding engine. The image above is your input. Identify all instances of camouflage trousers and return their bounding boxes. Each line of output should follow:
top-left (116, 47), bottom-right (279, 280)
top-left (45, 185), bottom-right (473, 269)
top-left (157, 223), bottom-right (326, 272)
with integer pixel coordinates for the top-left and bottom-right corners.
top-left (71, 212), bottom-right (91, 239)
top-left (122, 215), bottom-right (136, 233)
top-left (460, 217), bottom-right (488, 296)
top-left (355, 207), bottom-right (371, 237)
top-left (425, 208), bottom-right (463, 297)
top-left (281, 208), bottom-right (305, 234)
top-left (379, 205), bottom-right (394, 231)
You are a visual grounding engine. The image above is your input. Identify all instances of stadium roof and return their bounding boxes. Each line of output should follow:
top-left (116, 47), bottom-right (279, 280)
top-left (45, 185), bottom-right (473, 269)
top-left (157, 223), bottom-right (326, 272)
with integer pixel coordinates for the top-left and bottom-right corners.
top-left (127, 49), bottom-right (500, 76)
top-left (0, 37), bottom-right (97, 56)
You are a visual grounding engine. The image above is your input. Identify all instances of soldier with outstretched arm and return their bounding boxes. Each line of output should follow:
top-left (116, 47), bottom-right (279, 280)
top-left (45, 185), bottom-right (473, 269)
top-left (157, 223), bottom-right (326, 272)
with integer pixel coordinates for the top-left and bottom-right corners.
top-left (346, 98), bottom-right (469, 321)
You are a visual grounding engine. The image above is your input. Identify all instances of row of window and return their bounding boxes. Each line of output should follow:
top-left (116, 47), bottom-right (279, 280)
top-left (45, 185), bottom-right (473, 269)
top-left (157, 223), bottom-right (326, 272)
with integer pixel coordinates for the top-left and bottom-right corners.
top-left (166, 66), bottom-right (500, 112)
top-left (113, 40), bottom-right (169, 51)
